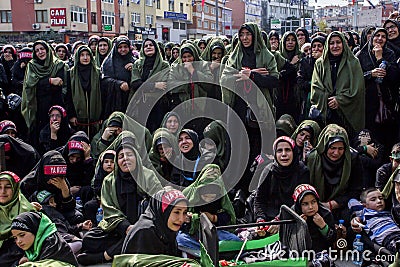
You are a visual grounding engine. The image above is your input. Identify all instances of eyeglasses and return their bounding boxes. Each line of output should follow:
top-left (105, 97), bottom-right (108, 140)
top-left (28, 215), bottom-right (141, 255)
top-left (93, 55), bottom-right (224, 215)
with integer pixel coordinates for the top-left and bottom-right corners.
top-left (385, 25), bottom-right (397, 31)
top-left (49, 114), bottom-right (61, 119)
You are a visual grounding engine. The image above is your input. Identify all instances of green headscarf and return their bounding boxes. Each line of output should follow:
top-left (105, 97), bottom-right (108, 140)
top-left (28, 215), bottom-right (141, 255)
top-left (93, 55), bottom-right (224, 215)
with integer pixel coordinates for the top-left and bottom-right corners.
top-left (200, 37), bottom-right (226, 62)
top-left (0, 172), bottom-right (34, 248)
top-left (95, 37), bottom-right (112, 68)
top-left (22, 40), bottom-right (68, 130)
top-left (182, 164), bottom-right (236, 235)
top-left (291, 120), bottom-right (321, 147)
top-left (279, 31), bottom-right (302, 60)
top-left (160, 111), bottom-right (182, 137)
top-left (382, 166), bottom-right (400, 199)
top-left (18, 259), bottom-right (75, 267)
top-left (220, 22), bottom-right (279, 119)
top-left (307, 124), bottom-right (351, 202)
top-left (202, 120), bottom-right (228, 171)
top-left (112, 254), bottom-right (201, 267)
top-left (69, 45), bottom-right (102, 123)
top-left (310, 31), bottom-right (365, 134)
top-left (98, 135), bottom-right (163, 232)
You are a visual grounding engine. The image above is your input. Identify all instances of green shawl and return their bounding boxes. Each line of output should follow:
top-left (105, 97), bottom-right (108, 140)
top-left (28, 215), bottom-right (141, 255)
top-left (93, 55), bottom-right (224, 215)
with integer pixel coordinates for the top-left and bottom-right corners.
top-left (200, 37), bottom-right (226, 62)
top-left (381, 165), bottom-right (400, 199)
top-left (95, 37), bottom-right (112, 68)
top-left (26, 213), bottom-right (57, 262)
top-left (160, 111), bottom-right (182, 137)
top-left (18, 259), bottom-right (75, 267)
top-left (0, 173), bottom-right (34, 248)
top-left (168, 43), bottom-right (213, 114)
top-left (203, 120), bottom-right (228, 171)
top-left (182, 164), bottom-right (236, 235)
top-left (148, 128), bottom-right (179, 182)
top-left (220, 22), bottom-right (279, 120)
top-left (22, 40), bottom-right (68, 130)
top-left (69, 45), bottom-right (102, 123)
top-left (98, 134), bottom-right (163, 232)
top-left (91, 112), bottom-right (153, 162)
top-left (112, 254), bottom-right (201, 267)
top-left (279, 31), bottom-right (302, 60)
top-left (276, 114), bottom-right (298, 137)
top-left (310, 31), bottom-right (365, 134)
top-left (291, 120), bottom-right (321, 147)
top-left (307, 124), bottom-right (352, 202)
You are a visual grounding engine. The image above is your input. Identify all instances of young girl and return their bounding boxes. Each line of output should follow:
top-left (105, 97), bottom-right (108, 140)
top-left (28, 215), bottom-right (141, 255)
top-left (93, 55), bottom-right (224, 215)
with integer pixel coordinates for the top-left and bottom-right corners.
top-left (11, 211), bottom-right (78, 266)
top-left (292, 184), bottom-right (336, 252)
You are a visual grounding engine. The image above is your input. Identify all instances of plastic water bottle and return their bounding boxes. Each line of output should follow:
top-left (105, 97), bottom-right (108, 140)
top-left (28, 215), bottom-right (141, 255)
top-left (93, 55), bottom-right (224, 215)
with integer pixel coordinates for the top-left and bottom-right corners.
top-left (353, 234), bottom-right (363, 266)
top-left (335, 219), bottom-right (347, 251)
top-left (75, 197), bottom-right (83, 212)
top-left (375, 60), bottom-right (387, 84)
top-left (96, 208), bottom-right (103, 224)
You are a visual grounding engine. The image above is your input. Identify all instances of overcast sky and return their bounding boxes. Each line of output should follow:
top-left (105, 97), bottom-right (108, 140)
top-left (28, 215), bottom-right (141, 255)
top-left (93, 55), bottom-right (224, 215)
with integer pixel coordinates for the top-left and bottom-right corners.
top-left (310, 0), bottom-right (380, 8)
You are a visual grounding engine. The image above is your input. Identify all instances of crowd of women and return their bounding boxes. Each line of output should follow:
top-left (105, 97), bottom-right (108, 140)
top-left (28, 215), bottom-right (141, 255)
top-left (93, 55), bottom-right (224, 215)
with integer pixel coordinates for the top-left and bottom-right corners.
top-left (1, 14), bottom-right (400, 266)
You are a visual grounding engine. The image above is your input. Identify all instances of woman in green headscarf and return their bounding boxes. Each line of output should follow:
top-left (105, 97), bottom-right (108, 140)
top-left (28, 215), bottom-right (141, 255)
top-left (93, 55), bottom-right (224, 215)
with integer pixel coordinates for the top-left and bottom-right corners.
top-left (0, 171), bottom-right (35, 266)
top-left (78, 134), bottom-right (163, 265)
top-left (21, 40), bottom-right (70, 147)
top-left (168, 42), bottom-right (214, 133)
top-left (68, 45), bottom-right (102, 138)
top-left (307, 124), bottom-right (363, 222)
top-left (11, 211), bottom-right (78, 266)
top-left (95, 37), bottom-right (112, 68)
top-left (130, 38), bottom-right (170, 133)
top-left (310, 31), bottom-right (365, 138)
top-left (291, 119), bottom-right (321, 161)
top-left (220, 22), bottom-right (279, 193)
top-left (176, 164), bottom-right (239, 255)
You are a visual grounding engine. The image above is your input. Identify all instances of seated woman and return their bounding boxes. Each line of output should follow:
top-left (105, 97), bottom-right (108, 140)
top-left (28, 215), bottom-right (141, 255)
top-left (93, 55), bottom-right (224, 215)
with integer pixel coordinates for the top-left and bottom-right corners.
top-left (122, 188), bottom-right (188, 255)
top-left (0, 120), bottom-right (18, 138)
top-left (254, 136), bottom-right (309, 230)
top-left (149, 128), bottom-right (178, 184)
top-left (11, 211), bottom-right (78, 266)
top-left (307, 124), bottom-right (363, 223)
top-left (77, 134), bottom-right (162, 265)
top-left (202, 120), bottom-right (229, 172)
top-left (291, 120), bottom-right (321, 162)
top-left (160, 111), bottom-right (181, 137)
top-left (39, 105), bottom-right (74, 155)
top-left (0, 171), bottom-right (35, 266)
top-left (177, 164), bottom-right (239, 256)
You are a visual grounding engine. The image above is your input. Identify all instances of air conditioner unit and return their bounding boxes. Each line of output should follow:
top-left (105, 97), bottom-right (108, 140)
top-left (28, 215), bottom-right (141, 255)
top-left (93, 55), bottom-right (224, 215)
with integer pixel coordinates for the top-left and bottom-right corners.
top-left (34, 0), bottom-right (43, 3)
top-left (32, 23), bottom-right (41, 30)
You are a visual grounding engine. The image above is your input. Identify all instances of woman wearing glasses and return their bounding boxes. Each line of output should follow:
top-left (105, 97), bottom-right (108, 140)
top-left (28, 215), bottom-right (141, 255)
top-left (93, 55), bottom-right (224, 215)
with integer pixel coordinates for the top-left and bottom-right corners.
top-left (383, 19), bottom-right (400, 58)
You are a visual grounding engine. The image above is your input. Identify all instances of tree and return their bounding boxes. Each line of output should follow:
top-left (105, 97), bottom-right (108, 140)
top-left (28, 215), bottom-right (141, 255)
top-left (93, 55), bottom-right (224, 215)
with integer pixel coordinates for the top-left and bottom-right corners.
top-left (317, 20), bottom-right (328, 32)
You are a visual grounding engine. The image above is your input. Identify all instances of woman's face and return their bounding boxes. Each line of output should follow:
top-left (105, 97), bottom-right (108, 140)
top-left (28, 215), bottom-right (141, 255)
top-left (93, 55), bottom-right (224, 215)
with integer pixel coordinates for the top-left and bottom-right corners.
top-left (372, 31), bottom-right (387, 48)
top-left (49, 109), bottom-right (62, 124)
top-left (89, 41), bottom-right (97, 53)
top-left (296, 31), bottom-right (306, 46)
top-left (144, 40), bottom-right (156, 57)
top-left (12, 229), bottom-right (35, 251)
top-left (366, 28), bottom-right (375, 42)
top-left (56, 48), bottom-right (67, 60)
top-left (239, 28), bottom-right (253, 48)
top-left (117, 43), bottom-right (130, 56)
top-left (0, 179), bottom-right (13, 204)
top-left (157, 143), bottom-right (172, 159)
top-left (167, 201), bottom-right (187, 232)
top-left (326, 141), bottom-right (345, 162)
top-left (178, 133), bottom-right (194, 154)
top-left (34, 44), bottom-right (47, 61)
top-left (181, 52), bottom-right (194, 63)
top-left (79, 50), bottom-right (91, 65)
top-left (311, 42), bottom-right (324, 59)
top-left (385, 22), bottom-right (399, 40)
top-left (199, 43), bottom-right (206, 52)
top-left (275, 141), bottom-right (293, 167)
top-left (300, 194), bottom-right (318, 217)
top-left (98, 41), bottom-right (109, 56)
top-left (295, 130), bottom-right (311, 147)
top-left (269, 36), bottom-right (279, 47)
top-left (117, 147), bottom-right (137, 173)
top-left (103, 158), bottom-right (115, 173)
top-left (172, 49), bottom-right (179, 59)
top-left (285, 35), bottom-right (297, 51)
top-left (328, 36), bottom-right (343, 57)
top-left (166, 115), bottom-right (179, 133)
top-left (3, 49), bottom-right (14, 61)
top-left (352, 33), bottom-right (359, 45)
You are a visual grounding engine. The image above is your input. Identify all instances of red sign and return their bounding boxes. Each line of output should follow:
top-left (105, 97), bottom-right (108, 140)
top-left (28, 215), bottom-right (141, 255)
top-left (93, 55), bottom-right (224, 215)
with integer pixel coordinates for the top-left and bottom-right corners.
top-left (50, 8), bottom-right (67, 26)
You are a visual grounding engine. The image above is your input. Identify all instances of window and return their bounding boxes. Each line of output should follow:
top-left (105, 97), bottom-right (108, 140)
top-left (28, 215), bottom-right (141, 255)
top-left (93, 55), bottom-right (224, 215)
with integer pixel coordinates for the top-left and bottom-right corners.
top-left (0, 11), bottom-right (12, 23)
top-left (180, 3), bottom-right (184, 13)
top-left (131, 12), bottom-right (140, 24)
top-left (173, 22), bottom-right (179, 29)
top-left (156, 0), bottom-right (160, 9)
top-left (145, 14), bottom-right (153, 25)
top-left (35, 10), bottom-right (47, 23)
top-left (120, 13), bottom-right (124, 27)
top-left (169, 0), bottom-right (174, 11)
top-left (211, 22), bottom-right (216, 29)
top-left (91, 12), bottom-right (97, 24)
top-left (102, 0), bottom-right (113, 3)
top-left (197, 4), bottom-right (202, 12)
top-left (197, 18), bottom-right (202, 27)
top-left (71, 6), bottom-right (87, 23)
top-left (101, 10), bottom-right (114, 25)
top-left (204, 5), bottom-right (209, 13)
top-left (146, 0), bottom-right (152, 6)
top-left (204, 20), bottom-right (208, 28)
top-left (211, 7), bottom-right (216, 15)
top-left (180, 23), bottom-right (186, 30)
